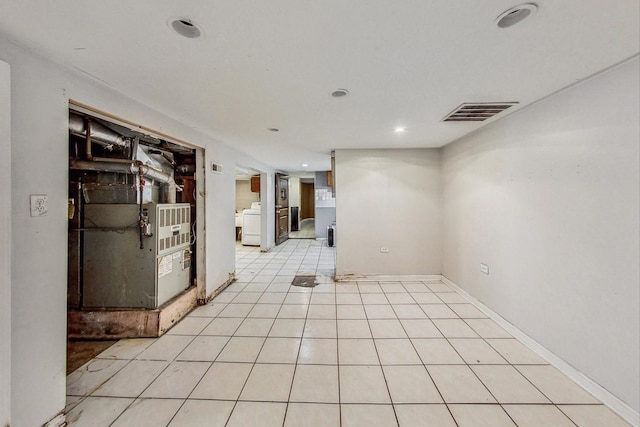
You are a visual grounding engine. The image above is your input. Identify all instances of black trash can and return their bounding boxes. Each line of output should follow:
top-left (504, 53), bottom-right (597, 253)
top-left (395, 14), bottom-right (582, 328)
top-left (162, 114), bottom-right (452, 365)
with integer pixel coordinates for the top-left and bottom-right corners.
top-left (327, 224), bottom-right (335, 247)
top-left (291, 206), bottom-right (299, 231)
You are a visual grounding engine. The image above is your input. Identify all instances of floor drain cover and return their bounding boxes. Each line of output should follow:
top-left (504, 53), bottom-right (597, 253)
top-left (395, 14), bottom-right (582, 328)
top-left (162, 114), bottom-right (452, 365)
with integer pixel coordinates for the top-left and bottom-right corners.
top-left (292, 275), bottom-right (318, 288)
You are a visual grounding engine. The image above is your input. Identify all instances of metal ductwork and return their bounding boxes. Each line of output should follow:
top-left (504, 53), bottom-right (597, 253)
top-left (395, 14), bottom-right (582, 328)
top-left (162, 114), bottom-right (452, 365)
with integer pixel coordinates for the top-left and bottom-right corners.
top-left (69, 159), bottom-right (173, 184)
top-left (69, 112), bottom-right (129, 149)
top-left (141, 165), bottom-right (174, 184)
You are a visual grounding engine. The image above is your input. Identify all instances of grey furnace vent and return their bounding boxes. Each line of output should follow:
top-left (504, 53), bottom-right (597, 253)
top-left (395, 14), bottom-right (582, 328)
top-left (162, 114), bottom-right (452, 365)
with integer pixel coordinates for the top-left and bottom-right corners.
top-left (443, 102), bottom-right (518, 122)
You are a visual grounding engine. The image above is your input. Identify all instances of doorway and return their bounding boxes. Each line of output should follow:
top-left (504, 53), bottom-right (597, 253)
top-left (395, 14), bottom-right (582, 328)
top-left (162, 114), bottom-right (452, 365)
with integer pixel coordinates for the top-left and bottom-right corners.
top-left (275, 173), bottom-right (289, 245)
top-left (290, 176), bottom-right (315, 239)
top-left (301, 182), bottom-right (315, 220)
top-left (235, 167), bottom-right (261, 246)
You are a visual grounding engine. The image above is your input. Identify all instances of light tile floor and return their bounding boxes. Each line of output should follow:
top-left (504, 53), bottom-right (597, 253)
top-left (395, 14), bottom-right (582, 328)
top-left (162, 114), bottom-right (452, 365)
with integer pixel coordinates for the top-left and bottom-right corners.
top-left (289, 218), bottom-right (316, 239)
top-left (66, 239), bottom-right (631, 426)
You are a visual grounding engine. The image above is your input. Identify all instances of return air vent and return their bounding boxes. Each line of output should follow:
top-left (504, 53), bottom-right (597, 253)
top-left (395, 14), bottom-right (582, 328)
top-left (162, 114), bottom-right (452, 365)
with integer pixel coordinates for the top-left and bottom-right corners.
top-left (157, 204), bottom-right (191, 255)
top-left (443, 102), bottom-right (518, 122)
top-left (211, 162), bottom-right (223, 174)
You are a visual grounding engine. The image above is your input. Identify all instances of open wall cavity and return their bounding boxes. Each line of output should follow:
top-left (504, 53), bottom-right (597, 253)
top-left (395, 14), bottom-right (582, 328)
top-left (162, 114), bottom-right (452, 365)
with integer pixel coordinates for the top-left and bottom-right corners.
top-left (67, 107), bottom-right (203, 338)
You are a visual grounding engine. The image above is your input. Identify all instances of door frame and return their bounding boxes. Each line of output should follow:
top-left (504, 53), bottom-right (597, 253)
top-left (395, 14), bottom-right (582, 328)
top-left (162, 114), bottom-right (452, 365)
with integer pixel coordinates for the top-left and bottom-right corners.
top-left (275, 173), bottom-right (289, 245)
top-left (300, 181), bottom-right (315, 221)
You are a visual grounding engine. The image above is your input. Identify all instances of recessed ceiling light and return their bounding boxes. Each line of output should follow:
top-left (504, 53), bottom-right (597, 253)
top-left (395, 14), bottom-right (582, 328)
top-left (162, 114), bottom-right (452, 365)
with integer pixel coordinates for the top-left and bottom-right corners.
top-left (495, 4), bottom-right (538, 28)
top-left (393, 127), bottom-right (406, 133)
top-left (302, 163), bottom-right (308, 167)
top-left (331, 89), bottom-right (349, 98)
top-left (268, 128), bottom-right (280, 132)
top-left (169, 17), bottom-right (202, 38)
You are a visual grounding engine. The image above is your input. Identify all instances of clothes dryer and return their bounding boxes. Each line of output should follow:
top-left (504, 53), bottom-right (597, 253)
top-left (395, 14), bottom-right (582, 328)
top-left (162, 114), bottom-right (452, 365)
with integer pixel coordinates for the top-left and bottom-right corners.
top-left (241, 202), bottom-right (261, 246)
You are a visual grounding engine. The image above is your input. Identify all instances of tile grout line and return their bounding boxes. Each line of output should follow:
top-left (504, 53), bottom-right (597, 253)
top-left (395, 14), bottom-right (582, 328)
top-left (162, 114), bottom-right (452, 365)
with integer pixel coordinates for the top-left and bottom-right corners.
top-left (71, 240), bottom-right (616, 426)
top-left (224, 248), bottom-right (307, 425)
top-left (281, 243), bottom-right (313, 427)
top-left (389, 281), bottom-right (457, 426)
top-left (358, 282), bottom-right (399, 426)
top-left (333, 278), bottom-right (342, 427)
top-left (452, 309), bottom-right (573, 422)
top-left (105, 332), bottom-right (202, 426)
top-left (402, 281), bottom-right (519, 425)
top-left (182, 245), bottom-right (288, 426)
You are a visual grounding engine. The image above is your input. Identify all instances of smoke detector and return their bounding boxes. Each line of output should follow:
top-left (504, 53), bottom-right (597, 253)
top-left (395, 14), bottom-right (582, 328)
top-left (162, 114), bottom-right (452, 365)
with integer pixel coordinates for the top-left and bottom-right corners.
top-left (169, 18), bottom-right (202, 38)
top-left (496, 4), bottom-right (538, 28)
top-left (331, 89), bottom-right (349, 98)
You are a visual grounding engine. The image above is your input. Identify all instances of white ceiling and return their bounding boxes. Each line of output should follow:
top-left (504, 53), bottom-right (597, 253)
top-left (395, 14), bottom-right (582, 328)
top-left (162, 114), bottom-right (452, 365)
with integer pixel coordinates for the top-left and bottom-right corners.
top-left (0, 1), bottom-right (638, 172)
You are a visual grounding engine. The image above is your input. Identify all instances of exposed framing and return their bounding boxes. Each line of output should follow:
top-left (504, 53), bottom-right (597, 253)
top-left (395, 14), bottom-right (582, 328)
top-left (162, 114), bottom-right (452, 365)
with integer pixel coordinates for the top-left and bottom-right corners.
top-left (67, 99), bottom-right (207, 324)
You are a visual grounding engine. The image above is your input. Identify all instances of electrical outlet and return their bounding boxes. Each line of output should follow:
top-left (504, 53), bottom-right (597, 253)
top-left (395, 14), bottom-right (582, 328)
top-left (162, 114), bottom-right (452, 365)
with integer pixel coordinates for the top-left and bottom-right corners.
top-left (30, 194), bottom-right (48, 217)
top-left (480, 263), bottom-right (489, 274)
top-left (380, 247), bottom-right (390, 253)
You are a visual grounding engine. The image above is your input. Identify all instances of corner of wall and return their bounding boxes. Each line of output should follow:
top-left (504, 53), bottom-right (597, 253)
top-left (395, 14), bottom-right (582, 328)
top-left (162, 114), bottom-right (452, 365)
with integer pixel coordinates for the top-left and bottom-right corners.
top-left (0, 57), bottom-right (12, 427)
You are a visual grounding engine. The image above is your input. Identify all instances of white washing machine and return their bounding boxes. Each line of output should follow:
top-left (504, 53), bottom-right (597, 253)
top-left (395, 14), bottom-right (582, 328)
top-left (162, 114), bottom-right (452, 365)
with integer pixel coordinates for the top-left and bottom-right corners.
top-left (241, 202), bottom-right (261, 246)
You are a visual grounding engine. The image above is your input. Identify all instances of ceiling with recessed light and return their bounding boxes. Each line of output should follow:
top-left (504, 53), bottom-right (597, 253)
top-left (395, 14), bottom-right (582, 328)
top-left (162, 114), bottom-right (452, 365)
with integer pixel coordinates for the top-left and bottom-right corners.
top-left (0, 1), bottom-right (638, 171)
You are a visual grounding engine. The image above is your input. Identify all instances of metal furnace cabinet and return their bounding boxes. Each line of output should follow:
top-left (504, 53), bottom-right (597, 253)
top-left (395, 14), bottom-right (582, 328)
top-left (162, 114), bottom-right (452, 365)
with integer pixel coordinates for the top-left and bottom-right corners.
top-left (82, 202), bottom-right (191, 309)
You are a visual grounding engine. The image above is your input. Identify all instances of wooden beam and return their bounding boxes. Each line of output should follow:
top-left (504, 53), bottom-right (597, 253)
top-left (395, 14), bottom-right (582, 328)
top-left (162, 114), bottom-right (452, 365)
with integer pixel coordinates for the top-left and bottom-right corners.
top-left (68, 287), bottom-right (197, 340)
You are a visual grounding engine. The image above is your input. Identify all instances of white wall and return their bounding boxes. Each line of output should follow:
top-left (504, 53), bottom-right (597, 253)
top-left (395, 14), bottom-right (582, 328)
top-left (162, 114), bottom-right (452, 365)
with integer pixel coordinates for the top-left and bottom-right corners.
top-left (261, 172), bottom-right (276, 251)
top-left (235, 180), bottom-right (259, 212)
top-left (442, 58), bottom-right (639, 412)
top-left (0, 35), bottom-right (274, 426)
top-left (288, 176), bottom-right (301, 232)
top-left (288, 176), bottom-right (301, 208)
top-left (0, 59), bottom-right (11, 426)
top-left (7, 39), bottom-right (69, 426)
top-left (335, 148), bottom-right (441, 276)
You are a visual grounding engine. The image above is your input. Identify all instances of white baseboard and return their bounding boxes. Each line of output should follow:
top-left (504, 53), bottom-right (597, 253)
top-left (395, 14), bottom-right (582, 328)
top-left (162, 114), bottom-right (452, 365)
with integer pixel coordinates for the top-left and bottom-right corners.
top-left (441, 275), bottom-right (639, 427)
top-left (335, 274), bottom-right (442, 282)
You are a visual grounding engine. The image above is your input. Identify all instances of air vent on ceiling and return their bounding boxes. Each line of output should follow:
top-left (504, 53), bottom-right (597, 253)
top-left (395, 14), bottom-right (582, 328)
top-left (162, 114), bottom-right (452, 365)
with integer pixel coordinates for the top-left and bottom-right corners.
top-left (443, 102), bottom-right (518, 122)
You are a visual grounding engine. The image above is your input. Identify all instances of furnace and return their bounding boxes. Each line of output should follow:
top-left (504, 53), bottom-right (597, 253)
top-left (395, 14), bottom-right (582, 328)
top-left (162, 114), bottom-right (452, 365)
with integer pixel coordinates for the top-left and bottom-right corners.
top-left (67, 109), bottom-right (198, 315)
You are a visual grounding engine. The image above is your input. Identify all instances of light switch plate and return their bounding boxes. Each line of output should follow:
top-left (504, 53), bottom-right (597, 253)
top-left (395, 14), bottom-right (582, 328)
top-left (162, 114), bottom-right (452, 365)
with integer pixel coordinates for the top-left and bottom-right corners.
top-left (30, 194), bottom-right (48, 217)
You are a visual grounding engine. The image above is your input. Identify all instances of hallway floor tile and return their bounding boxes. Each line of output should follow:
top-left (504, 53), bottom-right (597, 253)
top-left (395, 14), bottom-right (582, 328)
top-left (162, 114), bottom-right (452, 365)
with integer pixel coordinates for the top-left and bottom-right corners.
top-left (66, 239), bottom-right (630, 426)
